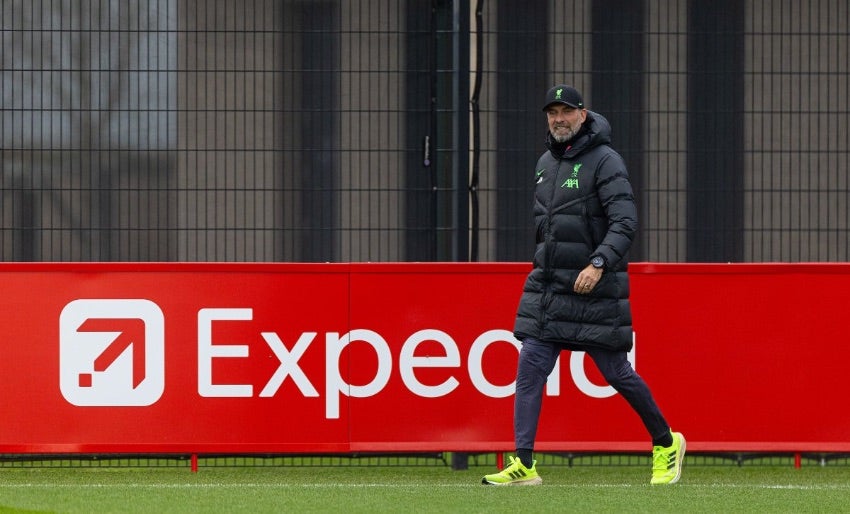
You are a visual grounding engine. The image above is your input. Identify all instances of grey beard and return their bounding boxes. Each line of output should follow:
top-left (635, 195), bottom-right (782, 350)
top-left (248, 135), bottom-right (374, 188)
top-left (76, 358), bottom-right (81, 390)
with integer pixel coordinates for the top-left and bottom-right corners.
top-left (552, 126), bottom-right (578, 143)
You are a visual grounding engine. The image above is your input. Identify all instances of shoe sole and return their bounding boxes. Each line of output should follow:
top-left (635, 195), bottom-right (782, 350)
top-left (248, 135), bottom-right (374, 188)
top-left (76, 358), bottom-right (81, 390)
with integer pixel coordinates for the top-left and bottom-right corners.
top-left (482, 476), bottom-right (542, 486)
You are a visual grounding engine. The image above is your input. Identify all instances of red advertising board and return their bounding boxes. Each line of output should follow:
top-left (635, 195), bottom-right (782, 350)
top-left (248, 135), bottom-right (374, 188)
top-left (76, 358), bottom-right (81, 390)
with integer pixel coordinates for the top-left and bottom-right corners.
top-left (630, 263), bottom-right (850, 452)
top-left (0, 262), bottom-right (848, 454)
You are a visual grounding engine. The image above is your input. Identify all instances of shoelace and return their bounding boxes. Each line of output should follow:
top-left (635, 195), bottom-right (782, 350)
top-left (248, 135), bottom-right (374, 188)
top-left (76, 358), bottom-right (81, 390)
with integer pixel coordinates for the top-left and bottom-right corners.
top-left (652, 448), bottom-right (670, 471)
top-left (501, 456), bottom-right (524, 474)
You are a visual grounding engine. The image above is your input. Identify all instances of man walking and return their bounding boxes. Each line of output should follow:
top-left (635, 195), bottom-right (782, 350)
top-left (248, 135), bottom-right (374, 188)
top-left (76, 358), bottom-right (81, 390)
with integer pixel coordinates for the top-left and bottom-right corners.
top-left (482, 85), bottom-right (685, 486)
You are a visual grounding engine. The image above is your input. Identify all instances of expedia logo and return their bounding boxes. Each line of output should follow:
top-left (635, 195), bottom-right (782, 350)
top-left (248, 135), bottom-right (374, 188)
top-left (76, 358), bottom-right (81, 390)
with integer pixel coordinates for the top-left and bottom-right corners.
top-left (60, 299), bottom-right (165, 406)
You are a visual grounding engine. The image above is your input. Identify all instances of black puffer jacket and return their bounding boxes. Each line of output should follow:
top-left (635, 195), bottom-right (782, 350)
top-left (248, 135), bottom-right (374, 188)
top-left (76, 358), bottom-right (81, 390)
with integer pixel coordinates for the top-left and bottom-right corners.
top-left (513, 111), bottom-right (636, 352)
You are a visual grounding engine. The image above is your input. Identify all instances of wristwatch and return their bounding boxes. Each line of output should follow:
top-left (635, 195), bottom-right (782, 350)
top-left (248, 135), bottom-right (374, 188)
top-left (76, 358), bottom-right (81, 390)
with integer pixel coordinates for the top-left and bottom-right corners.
top-left (591, 256), bottom-right (605, 269)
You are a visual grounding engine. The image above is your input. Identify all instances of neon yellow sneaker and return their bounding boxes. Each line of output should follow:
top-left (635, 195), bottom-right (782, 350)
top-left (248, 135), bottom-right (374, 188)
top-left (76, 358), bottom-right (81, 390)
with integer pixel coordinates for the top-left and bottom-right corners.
top-left (481, 455), bottom-right (542, 486)
top-left (651, 431), bottom-right (686, 485)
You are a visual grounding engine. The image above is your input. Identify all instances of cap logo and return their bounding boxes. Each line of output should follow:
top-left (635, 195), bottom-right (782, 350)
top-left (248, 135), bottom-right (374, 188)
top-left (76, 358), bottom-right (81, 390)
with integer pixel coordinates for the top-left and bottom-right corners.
top-left (555, 88), bottom-right (563, 99)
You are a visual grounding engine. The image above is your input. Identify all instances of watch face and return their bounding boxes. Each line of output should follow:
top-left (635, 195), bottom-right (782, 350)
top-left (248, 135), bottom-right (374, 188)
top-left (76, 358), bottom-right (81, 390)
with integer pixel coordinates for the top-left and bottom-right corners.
top-left (592, 256), bottom-right (604, 268)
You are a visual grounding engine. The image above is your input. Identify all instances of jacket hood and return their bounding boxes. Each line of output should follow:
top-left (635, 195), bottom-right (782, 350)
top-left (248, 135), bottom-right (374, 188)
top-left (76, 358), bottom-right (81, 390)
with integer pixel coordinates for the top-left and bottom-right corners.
top-left (545, 110), bottom-right (612, 159)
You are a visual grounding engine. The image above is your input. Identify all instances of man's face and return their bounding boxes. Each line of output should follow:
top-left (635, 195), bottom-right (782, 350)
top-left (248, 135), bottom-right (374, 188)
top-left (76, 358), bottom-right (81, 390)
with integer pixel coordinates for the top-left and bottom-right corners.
top-left (546, 104), bottom-right (587, 143)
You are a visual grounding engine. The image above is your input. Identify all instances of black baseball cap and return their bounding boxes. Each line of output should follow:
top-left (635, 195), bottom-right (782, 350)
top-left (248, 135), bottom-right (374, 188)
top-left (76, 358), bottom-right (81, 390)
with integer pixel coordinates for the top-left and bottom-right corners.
top-left (542, 85), bottom-right (584, 110)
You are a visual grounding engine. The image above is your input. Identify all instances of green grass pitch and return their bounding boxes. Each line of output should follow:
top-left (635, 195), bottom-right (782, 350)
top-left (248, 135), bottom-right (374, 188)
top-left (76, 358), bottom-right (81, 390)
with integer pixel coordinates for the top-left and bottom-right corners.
top-left (2, 462), bottom-right (850, 513)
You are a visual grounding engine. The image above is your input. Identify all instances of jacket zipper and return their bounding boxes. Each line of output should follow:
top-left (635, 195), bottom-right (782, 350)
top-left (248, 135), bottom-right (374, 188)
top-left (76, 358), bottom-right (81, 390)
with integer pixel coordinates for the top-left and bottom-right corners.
top-left (538, 160), bottom-right (565, 331)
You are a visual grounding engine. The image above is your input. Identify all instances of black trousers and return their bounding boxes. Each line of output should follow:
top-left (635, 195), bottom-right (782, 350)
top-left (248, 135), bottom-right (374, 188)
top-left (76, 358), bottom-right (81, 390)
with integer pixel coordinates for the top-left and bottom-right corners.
top-left (514, 337), bottom-right (670, 451)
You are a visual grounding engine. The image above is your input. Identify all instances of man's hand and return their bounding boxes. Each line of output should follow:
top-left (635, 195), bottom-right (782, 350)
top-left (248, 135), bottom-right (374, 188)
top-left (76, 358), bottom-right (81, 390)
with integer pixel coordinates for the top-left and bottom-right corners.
top-left (574, 264), bottom-right (603, 294)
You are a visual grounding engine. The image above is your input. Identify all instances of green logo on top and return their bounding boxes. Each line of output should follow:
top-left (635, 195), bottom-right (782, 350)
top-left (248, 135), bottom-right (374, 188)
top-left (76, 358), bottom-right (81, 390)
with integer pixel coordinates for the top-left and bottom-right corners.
top-left (555, 88), bottom-right (563, 99)
top-left (561, 162), bottom-right (582, 189)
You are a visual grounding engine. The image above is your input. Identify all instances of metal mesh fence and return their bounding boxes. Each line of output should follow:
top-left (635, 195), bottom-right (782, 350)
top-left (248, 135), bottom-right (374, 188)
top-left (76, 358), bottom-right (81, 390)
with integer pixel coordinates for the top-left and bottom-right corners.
top-left (1, 0), bottom-right (848, 263)
top-left (1, 0), bottom-right (848, 469)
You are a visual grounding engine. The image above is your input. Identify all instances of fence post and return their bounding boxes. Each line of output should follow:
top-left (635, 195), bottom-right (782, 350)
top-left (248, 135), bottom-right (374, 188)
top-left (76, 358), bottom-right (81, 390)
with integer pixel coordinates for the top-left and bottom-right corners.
top-left (451, 452), bottom-right (469, 470)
